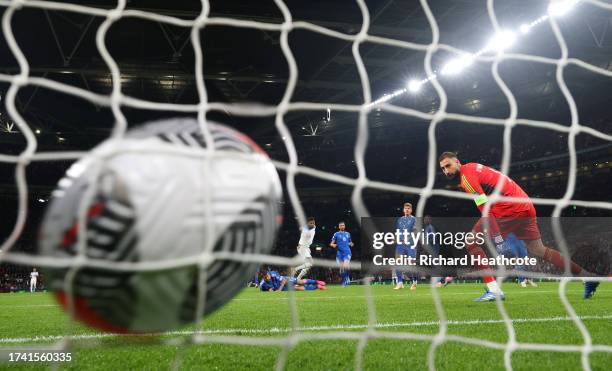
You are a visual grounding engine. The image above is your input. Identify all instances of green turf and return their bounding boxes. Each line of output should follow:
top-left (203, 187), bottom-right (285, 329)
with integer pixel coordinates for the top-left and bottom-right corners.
top-left (0, 282), bottom-right (610, 370)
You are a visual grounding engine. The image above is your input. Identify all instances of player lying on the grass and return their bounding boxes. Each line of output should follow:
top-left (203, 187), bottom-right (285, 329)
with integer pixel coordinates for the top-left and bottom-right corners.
top-left (394, 202), bottom-right (418, 290)
top-left (259, 270), bottom-right (326, 291)
top-left (330, 221), bottom-right (353, 287)
top-left (439, 152), bottom-right (599, 301)
top-left (292, 216), bottom-right (316, 281)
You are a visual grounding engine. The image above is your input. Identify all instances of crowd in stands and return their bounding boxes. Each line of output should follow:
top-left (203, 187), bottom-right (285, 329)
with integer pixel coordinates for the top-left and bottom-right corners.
top-left (0, 120), bottom-right (609, 289)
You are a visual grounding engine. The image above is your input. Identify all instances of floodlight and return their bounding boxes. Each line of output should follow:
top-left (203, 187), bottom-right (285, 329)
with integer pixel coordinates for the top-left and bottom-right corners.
top-left (548, 0), bottom-right (580, 17)
top-left (441, 55), bottom-right (474, 76)
top-left (408, 80), bottom-right (422, 93)
top-left (485, 31), bottom-right (517, 53)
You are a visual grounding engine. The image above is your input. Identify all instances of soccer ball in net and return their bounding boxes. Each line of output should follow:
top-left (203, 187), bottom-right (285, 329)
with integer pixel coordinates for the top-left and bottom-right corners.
top-left (38, 118), bottom-right (282, 333)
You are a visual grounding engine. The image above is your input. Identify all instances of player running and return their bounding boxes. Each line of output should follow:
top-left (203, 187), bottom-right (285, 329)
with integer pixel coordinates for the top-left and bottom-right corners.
top-left (29, 268), bottom-right (38, 293)
top-left (330, 221), bottom-right (353, 287)
top-left (438, 152), bottom-right (598, 301)
top-left (259, 270), bottom-right (326, 291)
top-left (394, 203), bottom-right (418, 290)
top-left (292, 217), bottom-right (316, 281)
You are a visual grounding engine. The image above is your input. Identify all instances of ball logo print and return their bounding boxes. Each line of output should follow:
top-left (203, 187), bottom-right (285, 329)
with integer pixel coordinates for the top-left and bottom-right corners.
top-left (38, 118), bottom-right (282, 333)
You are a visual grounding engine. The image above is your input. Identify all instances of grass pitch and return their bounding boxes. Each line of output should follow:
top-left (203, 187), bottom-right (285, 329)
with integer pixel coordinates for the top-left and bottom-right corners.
top-left (0, 282), bottom-right (610, 370)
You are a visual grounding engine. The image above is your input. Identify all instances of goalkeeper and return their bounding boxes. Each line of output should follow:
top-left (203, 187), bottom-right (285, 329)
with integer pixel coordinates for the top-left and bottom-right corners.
top-left (438, 152), bottom-right (598, 301)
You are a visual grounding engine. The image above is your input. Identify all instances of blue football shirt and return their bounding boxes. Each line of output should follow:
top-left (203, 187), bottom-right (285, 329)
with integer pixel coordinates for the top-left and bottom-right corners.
top-left (331, 231), bottom-right (352, 253)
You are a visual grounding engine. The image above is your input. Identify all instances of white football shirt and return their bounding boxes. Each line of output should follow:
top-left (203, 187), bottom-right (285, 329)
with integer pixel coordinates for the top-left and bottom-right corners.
top-left (298, 226), bottom-right (316, 249)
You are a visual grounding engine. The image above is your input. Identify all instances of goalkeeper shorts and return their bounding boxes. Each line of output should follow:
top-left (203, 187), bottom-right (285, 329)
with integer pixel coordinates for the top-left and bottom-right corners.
top-left (496, 204), bottom-right (541, 241)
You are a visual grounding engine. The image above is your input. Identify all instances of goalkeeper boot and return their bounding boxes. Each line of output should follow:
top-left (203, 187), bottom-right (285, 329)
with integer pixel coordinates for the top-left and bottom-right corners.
top-left (474, 288), bottom-right (505, 302)
top-left (583, 281), bottom-right (600, 299)
top-left (393, 283), bottom-right (404, 290)
top-left (520, 279), bottom-right (527, 288)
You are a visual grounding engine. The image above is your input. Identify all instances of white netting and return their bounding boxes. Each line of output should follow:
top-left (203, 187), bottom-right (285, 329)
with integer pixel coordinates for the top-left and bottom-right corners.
top-left (0, 0), bottom-right (611, 370)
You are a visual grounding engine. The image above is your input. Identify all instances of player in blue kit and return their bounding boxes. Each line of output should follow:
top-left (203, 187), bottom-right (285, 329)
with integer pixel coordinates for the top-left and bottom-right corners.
top-left (395, 203), bottom-right (418, 290)
top-left (260, 270), bottom-right (326, 291)
top-left (330, 221), bottom-right (354, 287)
top-left (501, 233), bottom-right (537, 288)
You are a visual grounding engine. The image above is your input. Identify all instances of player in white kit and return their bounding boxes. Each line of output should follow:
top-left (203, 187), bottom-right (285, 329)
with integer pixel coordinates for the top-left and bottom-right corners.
top-left (30, 268), bottom-right (39, 293)
top-left (293, 217), bottom-right (316, 281)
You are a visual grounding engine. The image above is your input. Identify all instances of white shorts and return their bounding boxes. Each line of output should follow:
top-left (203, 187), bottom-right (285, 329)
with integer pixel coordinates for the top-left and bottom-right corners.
top-left (30, 279), bottom-right (37, 286)
top-left (297, 246), bottom-right (312, 259)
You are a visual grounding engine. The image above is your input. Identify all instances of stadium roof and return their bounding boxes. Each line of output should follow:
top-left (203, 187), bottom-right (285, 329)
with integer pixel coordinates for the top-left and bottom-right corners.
top-left (0, 0), bottom-right (610, 196)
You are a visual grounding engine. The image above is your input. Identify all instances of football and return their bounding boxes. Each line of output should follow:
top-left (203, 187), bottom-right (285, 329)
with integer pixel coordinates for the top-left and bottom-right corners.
top-left (38, 118), bottom-right (282, 333)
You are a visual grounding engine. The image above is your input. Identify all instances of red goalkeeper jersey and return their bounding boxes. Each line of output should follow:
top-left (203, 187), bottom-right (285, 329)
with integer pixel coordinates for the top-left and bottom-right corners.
top-left (458, 163), bottom-right (532, 217)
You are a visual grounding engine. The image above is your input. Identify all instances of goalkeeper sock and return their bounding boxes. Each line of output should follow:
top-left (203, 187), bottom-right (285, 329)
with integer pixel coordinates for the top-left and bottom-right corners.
top-left (543, 247), bottom-right (584, 275)
top-left (466, 244), bottom-right (497, 289)
top-left (304, 284), bottom-right (317, 290)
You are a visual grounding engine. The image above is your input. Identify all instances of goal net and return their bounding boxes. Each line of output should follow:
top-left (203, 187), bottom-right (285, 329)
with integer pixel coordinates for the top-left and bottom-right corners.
top-left (0, 0), bottom-right (610, 370)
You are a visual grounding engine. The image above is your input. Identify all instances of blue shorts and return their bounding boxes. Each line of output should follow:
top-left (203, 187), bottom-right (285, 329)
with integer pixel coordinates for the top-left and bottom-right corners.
top-left (336, 250), bottom-right (352, 263)
top-left (396, 245), bottom-right (417, 258)
top-left (280, 277), bottom-right (297, 291)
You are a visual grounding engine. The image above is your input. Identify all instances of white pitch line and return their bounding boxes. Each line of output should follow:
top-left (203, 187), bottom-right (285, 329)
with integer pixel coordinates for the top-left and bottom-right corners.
top-left (0, 304), bottom-right (58, 308)
top-left (0, 315), bottom-right (610, 344)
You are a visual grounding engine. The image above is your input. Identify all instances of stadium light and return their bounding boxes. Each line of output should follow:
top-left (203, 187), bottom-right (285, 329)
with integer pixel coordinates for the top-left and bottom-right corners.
top-left (408, 79), bottom-right (422, 93)
top-left (35, 129), bottom-right (41, 134)
top-left (369, 0), bottom-right (581, 107)
top-left (441, 55), bottom-right (474, 76)
top-left (484, 31), bottom-right (517, 53)
top-left (548, 0), bottom-right (581, 17)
